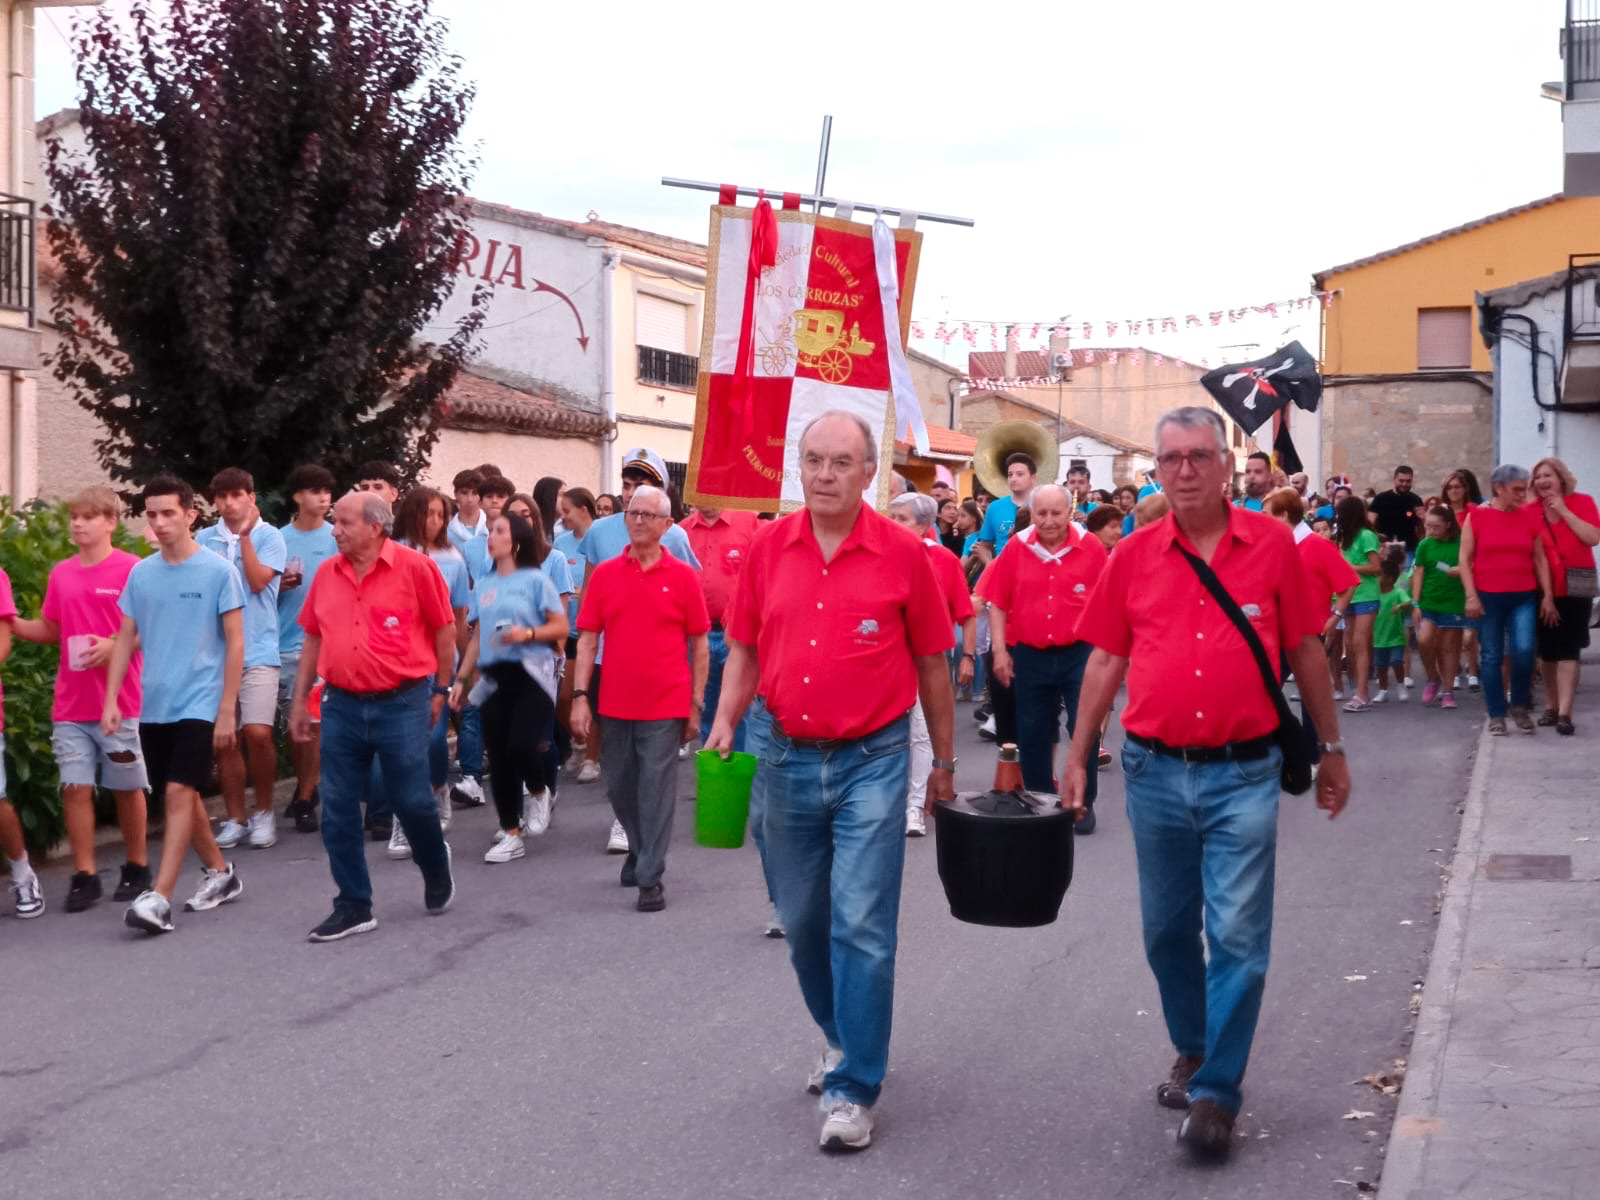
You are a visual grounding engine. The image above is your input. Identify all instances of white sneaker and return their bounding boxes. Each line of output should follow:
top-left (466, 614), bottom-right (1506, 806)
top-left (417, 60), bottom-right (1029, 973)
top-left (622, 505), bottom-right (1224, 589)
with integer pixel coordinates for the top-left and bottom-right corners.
top-left (125, 889), bottom-right (174, 933)
top-left (819, 1100), bottom-right (874, 1152)
top-left (449, 776), bottom-right (485, 808)
top-left (806, 1046), bottom-right (844, 1095)
top-left (606, 819), bottom-right (629, 854)
top-left (1396, 684), bottom-right (1409, 703)
top-left (10, 870), bottom-right (44, 918)
top-left (1455, 674), bottom-right (1467, 689)
top-left (484, 832), bottom-right (525, 863)
top-left (435, 785), bottom-right (451, 832)
top-left (905, 807), bottom-right (927, 837)
top-left (1468, 674), bottom-right (1481, 692)
top-left (214, 819), bottom-right (247, 849)
top-left (576, 760), bottom-right (601, 784)
top-left (1372, 689), bottom-right (1389, 704)
top-left (1331, 687), bottom-right (1344, 700)
top-left (183, 862), bottom-right (242, 912)
top-left (247, 810), bottom-right (276, 848)
top-left (387, 818), bottom-right (412, 861)
top-left (678, 742), bottom-right (693, 760)
top-left (764, 902), bottom-right (786, 939)
top-left (523, 788), bottom-right (552, 837)
top-left (1404, 676), bottom-right (1416, 689)
top-left (565, 746), bottom-right (588, 773)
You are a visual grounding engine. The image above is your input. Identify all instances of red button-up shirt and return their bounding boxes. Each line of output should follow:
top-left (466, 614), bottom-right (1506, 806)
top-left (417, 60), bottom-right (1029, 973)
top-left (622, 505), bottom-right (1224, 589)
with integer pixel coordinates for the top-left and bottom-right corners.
top-left (577, 547), bottom-right (710, 721)
top-left (1073, 507), bottom-right (1321, 747)
top-left (680, 509), bottom-right (760, 623)
top-left (728, 506), bottom-right (954, 740)
top-left (1295, 527), bottom-right (1359, 623)
top-left (925, 538), bottom-right (976, 624)
top-left (977, 524), bottom-right (1107, 648)
top-left (299, 539), bottom-right (455, 693)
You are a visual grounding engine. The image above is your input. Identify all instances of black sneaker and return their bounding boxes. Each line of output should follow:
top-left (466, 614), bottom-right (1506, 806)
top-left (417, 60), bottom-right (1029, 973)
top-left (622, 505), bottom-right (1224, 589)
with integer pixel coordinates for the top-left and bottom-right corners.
top-left (64, 871), bottom-right (102, 913)
top-left (637, 883), bottom-right (665, 912)
top-left (423, 843), bottom-right (454, 914)
top-left (620, 853), bottom-right (638, 888)
top-left (291, 794), bottom-right (320, 834)
top-left (112, 862), bottom-right (152, 902)
top-left (1074, 806), bottom-right (1097, 835)
top-left (307, 908), bottom-right (377, 943)
top-left (367, 816), bottom-right (390, 842)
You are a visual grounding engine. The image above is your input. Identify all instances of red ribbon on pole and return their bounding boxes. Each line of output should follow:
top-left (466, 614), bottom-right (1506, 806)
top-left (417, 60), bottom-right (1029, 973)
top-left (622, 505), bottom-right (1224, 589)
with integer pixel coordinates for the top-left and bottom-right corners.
top-left (732, 191), bottom-right (778, 439)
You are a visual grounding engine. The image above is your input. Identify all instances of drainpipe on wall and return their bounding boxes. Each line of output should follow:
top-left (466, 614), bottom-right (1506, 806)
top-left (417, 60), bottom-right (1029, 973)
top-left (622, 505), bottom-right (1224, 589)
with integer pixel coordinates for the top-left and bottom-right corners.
top-left (599, 247), bottom-right (620, 495)
top-left (8, 2), bottom-right (29, 499)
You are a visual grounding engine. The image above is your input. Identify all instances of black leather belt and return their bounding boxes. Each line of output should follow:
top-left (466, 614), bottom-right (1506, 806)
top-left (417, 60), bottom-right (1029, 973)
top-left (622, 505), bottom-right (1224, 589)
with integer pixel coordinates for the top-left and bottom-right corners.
top-left (325, 678), bottom-right (430, 704)
top-left (770, 716), bottom-right (895, 752)
top-left (1125, 730), bottom-right (1275, 763)
top-left (709, 620), bottom-right (724, 632)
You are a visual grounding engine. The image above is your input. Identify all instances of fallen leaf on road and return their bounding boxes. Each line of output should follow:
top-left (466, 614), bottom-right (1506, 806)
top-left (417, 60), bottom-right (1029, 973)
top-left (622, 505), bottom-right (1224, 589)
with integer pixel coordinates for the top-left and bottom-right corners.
top-left (1344, 974), bottom-right (1368, 982)
top-left (1342, 1110), bottom-right (1376, 1121)
top-left (1399, 919), bottom-right (1413, 926)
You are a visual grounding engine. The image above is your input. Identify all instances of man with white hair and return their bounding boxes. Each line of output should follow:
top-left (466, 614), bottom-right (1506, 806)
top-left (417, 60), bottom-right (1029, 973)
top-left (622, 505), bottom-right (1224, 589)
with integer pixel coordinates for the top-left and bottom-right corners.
top-left (888, 490), bottom-right (975, 836)
top-left (707, 410), bottom-right (955, 1153)
top-left (289, 491), bottom-right (458, 942)
top-left (570, 485), bottom-right (710, 912)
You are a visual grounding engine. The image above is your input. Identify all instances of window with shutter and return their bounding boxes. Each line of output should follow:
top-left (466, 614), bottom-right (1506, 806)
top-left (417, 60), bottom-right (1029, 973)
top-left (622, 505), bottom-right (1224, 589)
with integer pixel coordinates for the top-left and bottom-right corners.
top-left (1417, 308), bottom-right (1472, 370)
top-left (636, 293), bottom-right (691, 353)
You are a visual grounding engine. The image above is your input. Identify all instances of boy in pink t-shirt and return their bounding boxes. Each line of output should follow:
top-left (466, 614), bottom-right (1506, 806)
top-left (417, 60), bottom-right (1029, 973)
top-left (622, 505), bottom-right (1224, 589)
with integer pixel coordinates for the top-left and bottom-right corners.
top-left (12, 486), bottom-right (151, 912)
top-left (0, 563), bottom-right (45, 917)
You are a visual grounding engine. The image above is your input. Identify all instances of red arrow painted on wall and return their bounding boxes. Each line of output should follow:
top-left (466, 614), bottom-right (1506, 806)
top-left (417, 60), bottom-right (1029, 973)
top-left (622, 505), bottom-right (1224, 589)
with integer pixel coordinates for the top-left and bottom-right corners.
top-left (531, 277), bottom-right (589, 351)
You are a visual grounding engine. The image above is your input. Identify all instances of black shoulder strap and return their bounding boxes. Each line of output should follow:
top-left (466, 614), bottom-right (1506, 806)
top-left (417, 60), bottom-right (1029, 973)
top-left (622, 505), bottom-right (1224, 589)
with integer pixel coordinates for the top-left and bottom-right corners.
top-left (1175, 543), bottom-right (1297, 729)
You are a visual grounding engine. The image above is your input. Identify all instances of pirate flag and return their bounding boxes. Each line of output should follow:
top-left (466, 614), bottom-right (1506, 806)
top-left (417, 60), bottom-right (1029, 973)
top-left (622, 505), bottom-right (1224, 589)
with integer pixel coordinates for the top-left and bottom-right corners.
top-left (1200, 340), bottom-right (1322, 435)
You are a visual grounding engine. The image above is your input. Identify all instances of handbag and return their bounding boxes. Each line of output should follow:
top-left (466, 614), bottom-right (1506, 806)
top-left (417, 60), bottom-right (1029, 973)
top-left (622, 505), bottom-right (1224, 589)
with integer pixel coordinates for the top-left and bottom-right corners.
top-left (1565, 567), bottom-right (1598, 600)
top-left (1175, 546), bottom-right (1315, 796)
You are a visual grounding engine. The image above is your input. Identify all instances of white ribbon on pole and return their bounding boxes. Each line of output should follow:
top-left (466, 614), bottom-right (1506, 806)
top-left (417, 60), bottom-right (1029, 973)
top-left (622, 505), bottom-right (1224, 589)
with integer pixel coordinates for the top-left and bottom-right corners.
top-left (872, 217), bottom-right (929, 456)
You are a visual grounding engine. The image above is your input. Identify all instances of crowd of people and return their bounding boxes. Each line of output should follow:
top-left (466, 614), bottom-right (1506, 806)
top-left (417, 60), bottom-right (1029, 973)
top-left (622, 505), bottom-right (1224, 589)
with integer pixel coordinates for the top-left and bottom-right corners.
top-left (0, 409), bottom-right (1592, 1159)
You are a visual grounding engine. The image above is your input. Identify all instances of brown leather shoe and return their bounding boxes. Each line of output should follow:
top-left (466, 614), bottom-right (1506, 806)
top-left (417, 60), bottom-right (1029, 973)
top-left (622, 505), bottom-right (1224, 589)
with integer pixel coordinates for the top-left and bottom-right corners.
top-left (1156, 1054), bottom-right (1204, 1110)
top-left (1177, 1098), bottom-right (1235, 1161)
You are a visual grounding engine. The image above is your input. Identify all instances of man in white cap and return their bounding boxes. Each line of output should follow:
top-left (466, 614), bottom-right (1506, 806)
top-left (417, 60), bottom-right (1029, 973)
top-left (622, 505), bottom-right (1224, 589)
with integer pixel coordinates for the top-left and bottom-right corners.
top-left (575, 447), bottom-right (701, 853)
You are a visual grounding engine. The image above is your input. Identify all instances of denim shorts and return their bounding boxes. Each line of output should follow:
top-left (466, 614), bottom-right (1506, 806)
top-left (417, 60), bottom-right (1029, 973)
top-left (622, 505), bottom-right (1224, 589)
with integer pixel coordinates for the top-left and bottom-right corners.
top-left (1374, 645), bottom-right (1405, 669)
top-left (277, 652), bottom-right (300, 710)
top-left (52, 720), bottom-right (150, 790)
top-left (1347, 600), bottom-right (1379, 617)
top-left (1420, 609), bottom-right (1471, 630)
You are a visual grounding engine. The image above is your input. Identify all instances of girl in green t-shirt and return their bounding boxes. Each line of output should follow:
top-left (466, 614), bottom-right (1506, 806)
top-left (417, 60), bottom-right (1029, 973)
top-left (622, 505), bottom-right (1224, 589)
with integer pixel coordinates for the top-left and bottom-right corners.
top-left (1336, 496), bottom-right (1383, 711)
top-left (1411, 506), bottom-right (1468, 709)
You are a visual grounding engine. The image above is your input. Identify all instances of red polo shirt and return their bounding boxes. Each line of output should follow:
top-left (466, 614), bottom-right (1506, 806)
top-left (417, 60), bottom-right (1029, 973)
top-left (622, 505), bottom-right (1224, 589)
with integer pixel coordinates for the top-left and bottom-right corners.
top-left (299, 539), bottom-right (454, 693)
top-left (728, 506), bottom-right (953, 740)
top-left (925, 538), bottom-right (975, 624)
top-left (977, 524), bottom-right (1107, 649)
top-left (1074, 507), bottom-right (1321, 747)
top-left (680, 509), bottom-right (760, 623)
top-left (577, 547), bottom-right (710, 720)
top-left (1296, 528), bottom-right (1360, 622)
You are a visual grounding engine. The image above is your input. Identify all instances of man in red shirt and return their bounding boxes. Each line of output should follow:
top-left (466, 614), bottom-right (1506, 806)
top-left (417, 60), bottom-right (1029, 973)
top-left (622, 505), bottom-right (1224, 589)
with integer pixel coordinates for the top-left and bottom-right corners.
top-left (706, 410), bottom-right (955, 1154)
top-left (680, 503), bottom-right (759, 751)
top-left (289, 492), bottom-right (458, 943)
top-left (979, 483), bottom-right (1109, 825)
top-left (570, 485), bottom-right (709, 912)
top-left (1062, 407), bottom-right (1352, 1162)
top-left (888, 490), bottom-right (975, 837)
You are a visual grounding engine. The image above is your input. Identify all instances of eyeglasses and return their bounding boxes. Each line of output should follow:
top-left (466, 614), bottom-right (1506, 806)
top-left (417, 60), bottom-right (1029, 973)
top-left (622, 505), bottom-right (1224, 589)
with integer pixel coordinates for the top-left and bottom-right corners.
top-left (1155, 450), bottom-right (1222, 473)
top-left (626, 510), bottom-right (670, 522)
top-left (801, 454), bottom-right (861, 473)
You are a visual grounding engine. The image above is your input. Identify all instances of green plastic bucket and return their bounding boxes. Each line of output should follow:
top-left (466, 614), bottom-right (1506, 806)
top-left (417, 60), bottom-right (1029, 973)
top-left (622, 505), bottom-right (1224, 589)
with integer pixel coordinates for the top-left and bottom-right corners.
top-left (695, 750), bottom-right (758, 848)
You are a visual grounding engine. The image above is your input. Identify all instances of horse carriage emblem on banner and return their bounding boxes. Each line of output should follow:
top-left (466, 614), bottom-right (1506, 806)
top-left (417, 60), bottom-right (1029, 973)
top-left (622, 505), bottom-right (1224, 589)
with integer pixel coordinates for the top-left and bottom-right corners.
top-left (759, 308), bottom-right (878, 384)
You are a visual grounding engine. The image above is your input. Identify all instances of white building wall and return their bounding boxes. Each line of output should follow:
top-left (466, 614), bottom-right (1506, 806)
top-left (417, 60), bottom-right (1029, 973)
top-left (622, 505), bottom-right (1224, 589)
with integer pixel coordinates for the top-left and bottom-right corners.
top-left (1492, 287), bottom-right (1600, 491)
top-left (1058, 434), bottom-right (1124, 492)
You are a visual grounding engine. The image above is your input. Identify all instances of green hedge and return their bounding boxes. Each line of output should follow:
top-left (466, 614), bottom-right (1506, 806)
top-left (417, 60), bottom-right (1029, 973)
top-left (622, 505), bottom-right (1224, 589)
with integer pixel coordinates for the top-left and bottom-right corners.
top-left (0, 498), bottom-right (154, 855)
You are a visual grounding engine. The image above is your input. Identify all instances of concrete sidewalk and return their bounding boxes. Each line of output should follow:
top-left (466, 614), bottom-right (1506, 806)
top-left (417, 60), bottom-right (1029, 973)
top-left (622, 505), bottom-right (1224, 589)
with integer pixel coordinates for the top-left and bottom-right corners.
top-left (1379, 664), bottom-right (1600, 1200)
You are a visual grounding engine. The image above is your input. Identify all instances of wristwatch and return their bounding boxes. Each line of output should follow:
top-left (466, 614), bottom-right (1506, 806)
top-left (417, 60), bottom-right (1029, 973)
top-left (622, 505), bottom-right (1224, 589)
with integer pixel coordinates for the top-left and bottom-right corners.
top-left (1319, 741), bottom-right (1347, 756)
top-left (932, 757), bottom-right (958, 772)
top-left (572, 689), bottom-right (590, 700)
top-left (431, 684), bottom-right (451, 697)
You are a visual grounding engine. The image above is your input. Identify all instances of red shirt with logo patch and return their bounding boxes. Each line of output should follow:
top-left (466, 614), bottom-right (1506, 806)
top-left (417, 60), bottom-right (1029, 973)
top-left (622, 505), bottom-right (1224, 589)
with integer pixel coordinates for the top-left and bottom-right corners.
top-left (728, 507), bottom-right (954, 741)
top-left (680, 509), bottom-right (760, 624)
top-left (1073, 508), bottom-right (1321, 747)
top-left (976, 524), bottom-right (1107, 648)
top-left (577, 547), bottom-right (711, 721)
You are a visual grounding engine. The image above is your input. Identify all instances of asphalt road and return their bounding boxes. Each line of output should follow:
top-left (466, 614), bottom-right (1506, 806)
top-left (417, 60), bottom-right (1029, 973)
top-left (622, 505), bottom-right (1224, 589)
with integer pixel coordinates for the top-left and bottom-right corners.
top-left (3, 692), bottom-right (1479, 1200)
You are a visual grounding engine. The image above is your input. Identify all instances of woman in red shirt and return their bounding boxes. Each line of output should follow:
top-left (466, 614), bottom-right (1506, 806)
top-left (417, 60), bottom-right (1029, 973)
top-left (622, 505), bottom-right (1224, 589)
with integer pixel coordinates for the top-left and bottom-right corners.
top-left (1458, 465), bottom-right (1559, 735)
top-left (1528, 457), bottom-right (1600, 735)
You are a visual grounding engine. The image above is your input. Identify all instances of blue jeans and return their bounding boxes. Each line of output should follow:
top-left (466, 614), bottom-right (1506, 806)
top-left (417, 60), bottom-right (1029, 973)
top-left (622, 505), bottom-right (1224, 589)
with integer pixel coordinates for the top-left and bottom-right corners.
top-left (1121, 739), bottom-right (1282, 1115)
top-left (320, 683), bottom-right (450, 914)
top-left (763, 715), bottom-right (910, 1107)
top-left (456, 701), bottom-right (483, 778)
top-left (744, 697), bottom-right (777, 904)
top-left (1475, 589), bottom-right (1537, 719)
top-left (1011, 642), bottom-right (1097, 800)
top-left (699, 628), bottom-right (747, 750)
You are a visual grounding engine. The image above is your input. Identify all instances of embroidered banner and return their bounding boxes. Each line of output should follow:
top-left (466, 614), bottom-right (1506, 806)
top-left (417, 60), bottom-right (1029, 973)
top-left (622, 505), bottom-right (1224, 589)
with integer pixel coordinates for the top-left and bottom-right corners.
top-left (687, 201), bottom-right (922, 512)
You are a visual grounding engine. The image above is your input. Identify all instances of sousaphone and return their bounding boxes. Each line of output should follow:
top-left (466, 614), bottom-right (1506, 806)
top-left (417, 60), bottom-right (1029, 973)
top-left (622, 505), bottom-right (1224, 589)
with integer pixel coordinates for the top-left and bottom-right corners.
top-left (973, 420), bottom-right (1060, 497)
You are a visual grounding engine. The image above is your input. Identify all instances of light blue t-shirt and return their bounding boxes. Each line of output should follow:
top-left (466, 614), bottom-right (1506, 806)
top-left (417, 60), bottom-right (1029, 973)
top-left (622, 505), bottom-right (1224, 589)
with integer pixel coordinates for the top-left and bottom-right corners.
top-left (119, 546), bottom-right (246, 723)
top-left (409, 544), bottom-right (469, 611)
top-left (1138, 482), bottom-right (1163, 499)
top-left (196, 521), bottom-right (286, 668)
top-left (1121, 513), bottom-right (1136, 536)
top-left (961, 532), bottom-right (978, 557)
top-left (579, 513), bottom-right (700, 664)
top-left (976, 495), bottom-right (1020, 555)
top-left (277, 521), bottom-right (338, 656)
top-left (552, 529), bottom-right (586, 624)
top-left (448, 512), bottom-right (488, 572)
top-left (540, 547), bottom-right (574, 598)
top-left (1235, 496), bottom-right (1266, 512)
top-left (469, 567), bottom-right (564, 667)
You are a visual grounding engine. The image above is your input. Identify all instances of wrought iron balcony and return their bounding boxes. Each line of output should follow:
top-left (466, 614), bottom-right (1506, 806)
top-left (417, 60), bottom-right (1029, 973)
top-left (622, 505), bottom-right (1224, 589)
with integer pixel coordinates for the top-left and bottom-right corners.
top-left (0, 193), bottom-right (35, 326)
top-left (637, 344), bottom-right (698, 390)
top-left (1565, 1), bottom-right (1600, 96)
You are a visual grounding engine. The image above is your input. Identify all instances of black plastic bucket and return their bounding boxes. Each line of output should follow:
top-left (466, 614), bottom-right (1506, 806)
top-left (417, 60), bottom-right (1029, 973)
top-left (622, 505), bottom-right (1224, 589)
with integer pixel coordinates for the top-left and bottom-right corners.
top-left (932, 789), bottom-right (1075, 927)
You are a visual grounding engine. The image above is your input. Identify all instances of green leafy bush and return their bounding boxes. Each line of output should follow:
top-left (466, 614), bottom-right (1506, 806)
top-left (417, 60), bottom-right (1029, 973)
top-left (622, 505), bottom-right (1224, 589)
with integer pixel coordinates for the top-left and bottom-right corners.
top-left (0, 498), bottom-right (153, 855)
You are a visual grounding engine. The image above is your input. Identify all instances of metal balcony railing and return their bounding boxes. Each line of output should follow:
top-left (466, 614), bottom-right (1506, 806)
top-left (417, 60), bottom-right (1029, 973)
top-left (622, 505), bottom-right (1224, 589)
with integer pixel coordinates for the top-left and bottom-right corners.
top-left (1562, 253), bottom-right (1600, 347)
top-left (1566, 1), bottom-right (1600, 94)
top-left (637, 344), bottom-right (698, 390)
top-left (0, 193), bottom-right (35, 326)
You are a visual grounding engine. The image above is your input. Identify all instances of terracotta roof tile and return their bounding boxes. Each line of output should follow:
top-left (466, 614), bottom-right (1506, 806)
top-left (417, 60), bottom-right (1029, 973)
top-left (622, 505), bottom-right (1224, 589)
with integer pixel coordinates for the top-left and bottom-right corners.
top-left (439, 370), bottom-right (609, 438)
top-left (897, 421), bottom-right (977, 457)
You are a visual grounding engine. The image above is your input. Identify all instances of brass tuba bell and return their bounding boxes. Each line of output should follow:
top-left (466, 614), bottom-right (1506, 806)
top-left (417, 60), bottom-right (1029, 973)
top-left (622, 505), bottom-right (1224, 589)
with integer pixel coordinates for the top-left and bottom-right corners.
top-left (972, 420), bottom-right (1060, 497)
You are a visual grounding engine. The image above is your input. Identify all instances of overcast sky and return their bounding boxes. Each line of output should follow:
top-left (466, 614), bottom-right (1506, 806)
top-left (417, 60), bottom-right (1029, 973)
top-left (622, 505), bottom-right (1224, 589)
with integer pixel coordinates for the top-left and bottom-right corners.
top-left (32, 0), bottom-right (1572, 367)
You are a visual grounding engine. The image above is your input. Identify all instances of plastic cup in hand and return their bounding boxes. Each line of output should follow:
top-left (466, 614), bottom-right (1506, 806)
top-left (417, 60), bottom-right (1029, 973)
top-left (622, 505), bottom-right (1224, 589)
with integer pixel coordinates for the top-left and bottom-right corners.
top-left (67, 635), bottom-right (94, 671)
